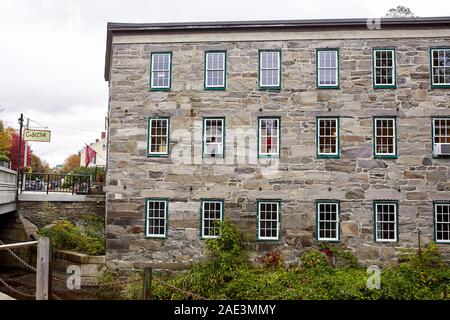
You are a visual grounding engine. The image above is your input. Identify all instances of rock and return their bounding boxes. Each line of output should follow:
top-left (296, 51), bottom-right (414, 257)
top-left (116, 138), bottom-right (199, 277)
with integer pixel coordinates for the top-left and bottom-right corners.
top-left (358, 159), bottom-right (388, 169)
top-left (426, 171), bottom-right (447, 183)
top-left (345, 189), bottom-right (365, 199)
top-left (341, 222), bottom-right (358, 237)
top-left (404, 171), bottom-right (424, 179)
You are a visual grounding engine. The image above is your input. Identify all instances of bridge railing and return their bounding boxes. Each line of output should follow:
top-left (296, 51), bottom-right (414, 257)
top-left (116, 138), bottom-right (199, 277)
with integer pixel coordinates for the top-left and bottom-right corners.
top-left (21, 173), bottom-right (91, 195)
top-left (0, 167), bottom-right (17, 211)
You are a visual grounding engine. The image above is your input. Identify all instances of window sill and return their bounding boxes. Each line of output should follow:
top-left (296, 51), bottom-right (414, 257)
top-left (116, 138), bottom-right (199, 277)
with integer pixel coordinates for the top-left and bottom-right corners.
top-left (147, 154), bottom-right (170, 158)
top-left (316, 86), bottom-right (340, 90)
top-left (374, 155), bottom-right (398, 159)
top-left (373, 85), bottom-right (397, 89)
top-left (150, 88), bottom-right (171, 91)
top-left (317, 154), bottom-right (340, 159)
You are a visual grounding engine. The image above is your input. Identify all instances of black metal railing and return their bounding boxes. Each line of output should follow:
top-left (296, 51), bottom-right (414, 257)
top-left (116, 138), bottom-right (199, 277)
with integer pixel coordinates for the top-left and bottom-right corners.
top-left (20, 173), bottom-right (91, 195)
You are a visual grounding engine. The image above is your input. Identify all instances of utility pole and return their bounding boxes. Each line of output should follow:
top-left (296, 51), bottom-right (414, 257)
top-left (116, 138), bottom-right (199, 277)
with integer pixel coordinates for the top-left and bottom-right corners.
top-left (16, 114), bottom-right (24, 200)
top-left (23, 118), bottom-right (29, 168)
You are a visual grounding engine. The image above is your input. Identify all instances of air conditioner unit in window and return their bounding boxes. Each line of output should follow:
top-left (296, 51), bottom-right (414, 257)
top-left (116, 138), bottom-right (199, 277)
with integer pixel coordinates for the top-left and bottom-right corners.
top-left (205, 145), bottom-right (222, 157)
top-left (434, 143), bottom-right (450, 156)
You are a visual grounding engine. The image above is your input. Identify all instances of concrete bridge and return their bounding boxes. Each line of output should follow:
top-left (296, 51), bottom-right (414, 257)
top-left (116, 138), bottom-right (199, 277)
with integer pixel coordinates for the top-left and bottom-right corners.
top-left (0, 167), bottom-right (17, 215)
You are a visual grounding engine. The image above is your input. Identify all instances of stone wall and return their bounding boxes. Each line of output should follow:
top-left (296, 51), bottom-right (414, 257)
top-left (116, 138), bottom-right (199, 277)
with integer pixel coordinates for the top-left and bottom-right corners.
top-left (0, 211), bottom-right (36, 268)
top-left (106, 31), bottom-right (450, 271)
top-left (17, 195), bottom-right (105, 228)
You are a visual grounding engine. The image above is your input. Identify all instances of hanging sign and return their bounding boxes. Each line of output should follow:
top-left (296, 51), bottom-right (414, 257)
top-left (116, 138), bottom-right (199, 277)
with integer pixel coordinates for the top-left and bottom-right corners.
top-left (24, 129), bottom-right (51, 142)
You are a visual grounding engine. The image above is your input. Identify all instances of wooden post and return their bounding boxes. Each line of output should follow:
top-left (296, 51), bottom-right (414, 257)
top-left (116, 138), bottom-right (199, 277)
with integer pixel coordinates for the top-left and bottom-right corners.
top-left (36, 236), bottom-right (50, 300)
top-left (143, 267), bottom-right (152, 300)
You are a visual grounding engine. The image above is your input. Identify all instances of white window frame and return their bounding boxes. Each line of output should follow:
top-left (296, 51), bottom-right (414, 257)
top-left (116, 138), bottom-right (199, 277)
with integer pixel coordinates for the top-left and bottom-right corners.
top-left (431, 48), bottom-right (450, 87)
top-left (203, 118), bottom-right (225, 157)
top-left (373, 49), bottom-right (396, 87)
top-left (145, 199), bottom-right (168, 238)
top-left (151, 52), bottom-right (171, 89)
top-left (201, 200), bottom-right (223, 239)
top-left (257, 201), bottom-right (280, 241)
top-left (258, 118), bottom-right (280, 157)
top-left (317, 117), bottom-right (339, 157)
top-left (317, 201), bottom-right (340, 241)
top-left (434, 203), bottom-right (450, 244)
top-left (317, 49), bottom-right (339, 87)
top-left (205, 51), bottom-right (226, 89)
top-left (148, 118), bottom-right (169, 156)
top-left (374, 202), bottom-right (398, 243)
top-left (259, 50), bottom-right (281, 88)
top-left (374, 117), bottom-right (397, 157)
top-left (433, 117), bottom-right (450, 146)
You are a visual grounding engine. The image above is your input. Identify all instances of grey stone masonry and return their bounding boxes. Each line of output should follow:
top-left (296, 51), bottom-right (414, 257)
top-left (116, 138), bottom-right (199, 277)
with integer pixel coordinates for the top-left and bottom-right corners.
top-left (105, 23), bottom-right (450, 271)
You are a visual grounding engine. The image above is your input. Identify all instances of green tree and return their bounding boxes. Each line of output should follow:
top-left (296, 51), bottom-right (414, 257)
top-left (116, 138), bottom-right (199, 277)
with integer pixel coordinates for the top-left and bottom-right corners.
top-left (385, 6), bottom-right (417, 18)
top-left (30, 154), bottom-right (50, 173)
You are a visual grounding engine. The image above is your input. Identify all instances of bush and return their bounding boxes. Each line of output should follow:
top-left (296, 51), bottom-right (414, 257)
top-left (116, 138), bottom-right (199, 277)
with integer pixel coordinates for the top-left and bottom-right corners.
top-left (119, 222), bottom-right (450, 300)
top-left (0, 154), bottom-right (9, 162)
top-left (300, 250), bottom-right (330, 269)
top-left (38, 216), bottom-right (105, 255)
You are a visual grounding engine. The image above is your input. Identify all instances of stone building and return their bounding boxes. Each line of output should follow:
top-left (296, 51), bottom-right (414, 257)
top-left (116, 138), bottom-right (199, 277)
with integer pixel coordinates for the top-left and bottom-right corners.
top-left (104, 17), bottom-right (450, 271)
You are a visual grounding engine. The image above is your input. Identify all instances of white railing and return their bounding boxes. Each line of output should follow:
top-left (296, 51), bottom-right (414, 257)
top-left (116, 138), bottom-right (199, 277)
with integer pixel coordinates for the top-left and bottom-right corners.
top-left (0, 167), bottom-right (17, 213)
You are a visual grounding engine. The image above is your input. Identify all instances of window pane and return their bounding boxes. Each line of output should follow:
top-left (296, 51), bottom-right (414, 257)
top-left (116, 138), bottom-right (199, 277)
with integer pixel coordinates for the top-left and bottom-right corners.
top-left (259, 202), bottom-right (279, 240)
top-left (260, 51), bottom-right (280, 87)
top-left (202, 201), bottom-right (222, 237)
top-left (317, 118), bottom-right (338, 155)
top-left (374, 118), bottom-right (395, 156)
top-left (151, 53), bottom-right (171, 88)
top-left (206, 52), bottom-right (225, 87)
top-left (259, 119), bottom-right (279, 156)
top-left (375, 203), bottom-right (396, 241)
top-left (432, 49), bottom-right (450, 85)
top-left (317, 202), bottom-right (339, 241)
top-left (317, 50), bottom-right (338, 86)
top-left (147, 200), bottom-right (166, 236)
top-left (149, 118), bottom-right (169, 154)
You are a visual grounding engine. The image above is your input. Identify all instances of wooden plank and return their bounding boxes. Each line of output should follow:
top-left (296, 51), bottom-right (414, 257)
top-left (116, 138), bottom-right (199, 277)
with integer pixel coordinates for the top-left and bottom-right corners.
top-left (143, 267), bottom-right (152, 300)
top-left (36, 236), bottom-right (50, 300)
top-left (0, 241), bottom-right (38, 250)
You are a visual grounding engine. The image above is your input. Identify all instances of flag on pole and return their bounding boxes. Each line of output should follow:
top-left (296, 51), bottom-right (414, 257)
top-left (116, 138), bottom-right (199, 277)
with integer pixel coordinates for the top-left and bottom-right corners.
top-left (85, 144), bottom-right (97, 167)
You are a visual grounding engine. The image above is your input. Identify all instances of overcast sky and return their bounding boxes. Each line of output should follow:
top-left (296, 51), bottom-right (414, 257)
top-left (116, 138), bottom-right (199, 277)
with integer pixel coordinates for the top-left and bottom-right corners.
top-left (1, 0), bottom-right (450, 166)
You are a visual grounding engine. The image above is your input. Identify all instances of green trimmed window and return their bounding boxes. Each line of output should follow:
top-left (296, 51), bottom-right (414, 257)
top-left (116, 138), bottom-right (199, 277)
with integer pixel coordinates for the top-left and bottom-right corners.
top-left (431, 48), bottom-right (450, 87)
top-left (201, 200), bottom-right (223, 239)
top-left (316, 117), bottom-right (339, 158)
top-left (432, 117), bottom-right (450, 157)
top-left (317, 49), bottom-right (339, 88)
top-left (205, 51), bottom-right (226, 89)
top-left (150, 52), bottom-right (172, 89)
top-left (147, 117), bottom-right (170, 156)
top-left (316, 201), bottom-right (340, 242)
top-left (374, 201), bottom-right (398, 243)
top-left (259, 50), bottom-right (281, 88)
top-left (373, 117), bottom-right (397, 158)
top-left (203, 118), bottom-right (225, 158)
top-left (257, 201), bottom-right (280, 241)
top-left (434, 202), bottom-right (450, 243)
top-left (373, 49), bottom-right (396, 88)
top-left (258, 118), bottom-right (280, 157)
top-left (145, 199), bottom-right (168, 238)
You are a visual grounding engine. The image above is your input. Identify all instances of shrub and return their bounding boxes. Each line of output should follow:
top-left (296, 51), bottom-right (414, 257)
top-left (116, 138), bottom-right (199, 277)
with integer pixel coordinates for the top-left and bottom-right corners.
top-left (38, 216), bottom-right (105, 255)
top-left (300, 250), bottom-right (330, 269)
top-left (256, 251), bottom-right (284, 269)
top-left (119, 221), bottom-right (450, 300)
top-left (0, 154), bottom-right (9, 162)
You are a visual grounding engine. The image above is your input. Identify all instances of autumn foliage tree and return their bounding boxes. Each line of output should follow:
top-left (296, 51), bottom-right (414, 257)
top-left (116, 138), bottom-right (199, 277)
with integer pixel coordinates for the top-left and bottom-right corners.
top-left (61, 153), bottom-right (81, 174)
top-left (0, 120), bottom-right (13, 158)
top-left (9, 131), bottom-right (32, 170)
